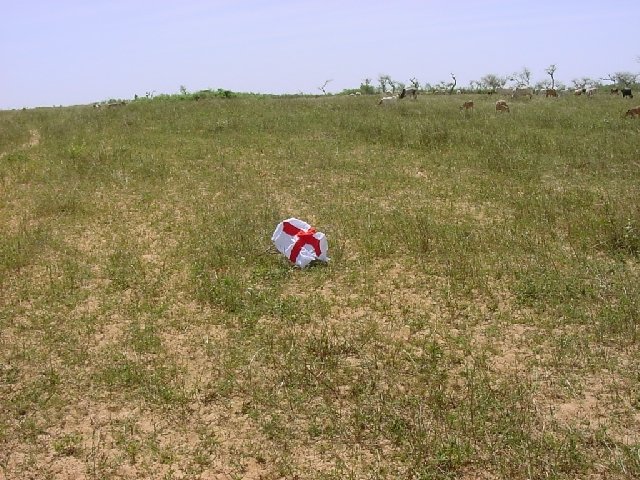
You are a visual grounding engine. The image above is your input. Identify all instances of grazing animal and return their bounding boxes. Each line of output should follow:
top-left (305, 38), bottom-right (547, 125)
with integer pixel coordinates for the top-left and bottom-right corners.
top-left (624, 106), bottom-right (640, 118)
top-left (574, 88), bottom-right (586, 96)
top-left (378, 95), bottom-right (398, 105)
top-left (495, 99), bottom-right (510, 113)
top-left (399, 87), bottom-right (418, 99)
top-left (545, 89), bottom-right (558, 98)
top-left (622, 88), bottom-right (633, 99)
top-left (460, 101), bottom-right (474, 111)
top-left (512, 87), bottom-right (533, 99)
top-left (586, 87), bottom-right (598, 97)
top-left (611, 88), bottom-right (619, 95)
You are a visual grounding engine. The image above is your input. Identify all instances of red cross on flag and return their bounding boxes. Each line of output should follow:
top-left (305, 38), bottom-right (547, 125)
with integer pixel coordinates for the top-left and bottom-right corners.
top-left (271, 218), bottom-right (329, 268)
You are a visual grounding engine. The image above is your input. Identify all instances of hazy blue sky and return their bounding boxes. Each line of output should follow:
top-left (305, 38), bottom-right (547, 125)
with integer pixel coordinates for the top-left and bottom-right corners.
top-left (2, 0), bottom-right (638, 109)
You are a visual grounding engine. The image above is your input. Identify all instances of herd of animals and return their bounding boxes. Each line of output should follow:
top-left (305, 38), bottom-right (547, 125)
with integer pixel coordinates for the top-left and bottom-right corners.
top-left (377, 86), bottom-right (640, 118)
top-left (94, 86), bottom-right (640, 118)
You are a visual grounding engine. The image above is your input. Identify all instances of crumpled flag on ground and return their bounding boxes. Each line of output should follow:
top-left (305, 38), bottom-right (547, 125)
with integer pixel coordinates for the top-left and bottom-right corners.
top-left (271, 218), bottom-right (329, 268)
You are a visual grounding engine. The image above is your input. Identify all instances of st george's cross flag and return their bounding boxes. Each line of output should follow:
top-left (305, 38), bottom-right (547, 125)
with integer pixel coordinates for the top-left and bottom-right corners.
top-left (271, 218), bottom-right (329, 268)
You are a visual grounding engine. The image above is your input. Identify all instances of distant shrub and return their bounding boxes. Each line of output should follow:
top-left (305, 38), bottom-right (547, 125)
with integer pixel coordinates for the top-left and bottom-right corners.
top-left (146, 88), bottom-right (238, 103)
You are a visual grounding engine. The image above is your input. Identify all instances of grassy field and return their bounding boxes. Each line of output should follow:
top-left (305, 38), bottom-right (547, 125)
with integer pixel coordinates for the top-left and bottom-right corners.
top-left (1, 93), bottom-right (639, 479)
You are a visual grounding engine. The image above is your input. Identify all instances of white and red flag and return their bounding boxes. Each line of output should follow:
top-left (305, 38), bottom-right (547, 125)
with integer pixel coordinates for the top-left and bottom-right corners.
top-left (271, 218), bottom-right (329, 268)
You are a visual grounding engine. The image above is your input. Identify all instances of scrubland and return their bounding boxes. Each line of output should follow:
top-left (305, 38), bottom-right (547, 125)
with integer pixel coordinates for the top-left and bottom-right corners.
top-left (1, 93), bottom-right (639, 479)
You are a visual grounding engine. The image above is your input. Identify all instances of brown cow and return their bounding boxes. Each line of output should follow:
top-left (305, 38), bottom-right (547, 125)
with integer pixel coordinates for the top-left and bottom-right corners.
top-left (624, 106), bottom-right (640, 118)
top-left (460, 101), bottom-right (474, 111)
top-left (611, 88), bottom-right (620, 95)
top-left (545, 89), bottom-right (558, 97)
top-left (495, 99), bottom-right (510, 112)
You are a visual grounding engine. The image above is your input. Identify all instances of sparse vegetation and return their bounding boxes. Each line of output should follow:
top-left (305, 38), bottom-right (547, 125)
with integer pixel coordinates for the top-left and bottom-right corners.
top-left (0, 93), bottom-right (639, 479)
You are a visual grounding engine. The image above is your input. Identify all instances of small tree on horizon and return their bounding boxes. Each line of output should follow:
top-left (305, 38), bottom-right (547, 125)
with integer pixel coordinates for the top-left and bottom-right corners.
top-left (360, 78), bottom-right (375, 95)
top-left (571, 78), bottom-right (585, 89)
top-left (378, 74), bottom-right (393, 93)
top-left (512, 67), bottom-right (532, 87)
top-left (318, 79), bottom-right (333, 95)
top-left (601, 72), bottom-right (640, 87)
top-left (479, 73), bottom-right (507, 92)
top-left (571, 77), bottom-right (599, 89)
top-left (535, 79), bottom-right (551, 91)
top-left (468, 80), bottom-right (481, 91)
top-left (545, 64), bottom-right (557, 89)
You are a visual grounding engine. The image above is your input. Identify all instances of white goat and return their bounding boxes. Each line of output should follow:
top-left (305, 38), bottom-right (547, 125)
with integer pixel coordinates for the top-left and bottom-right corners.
top-left (378, 95), bottom-right (398, 105)
top-left (586, 87), bottom-right (598, 97)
